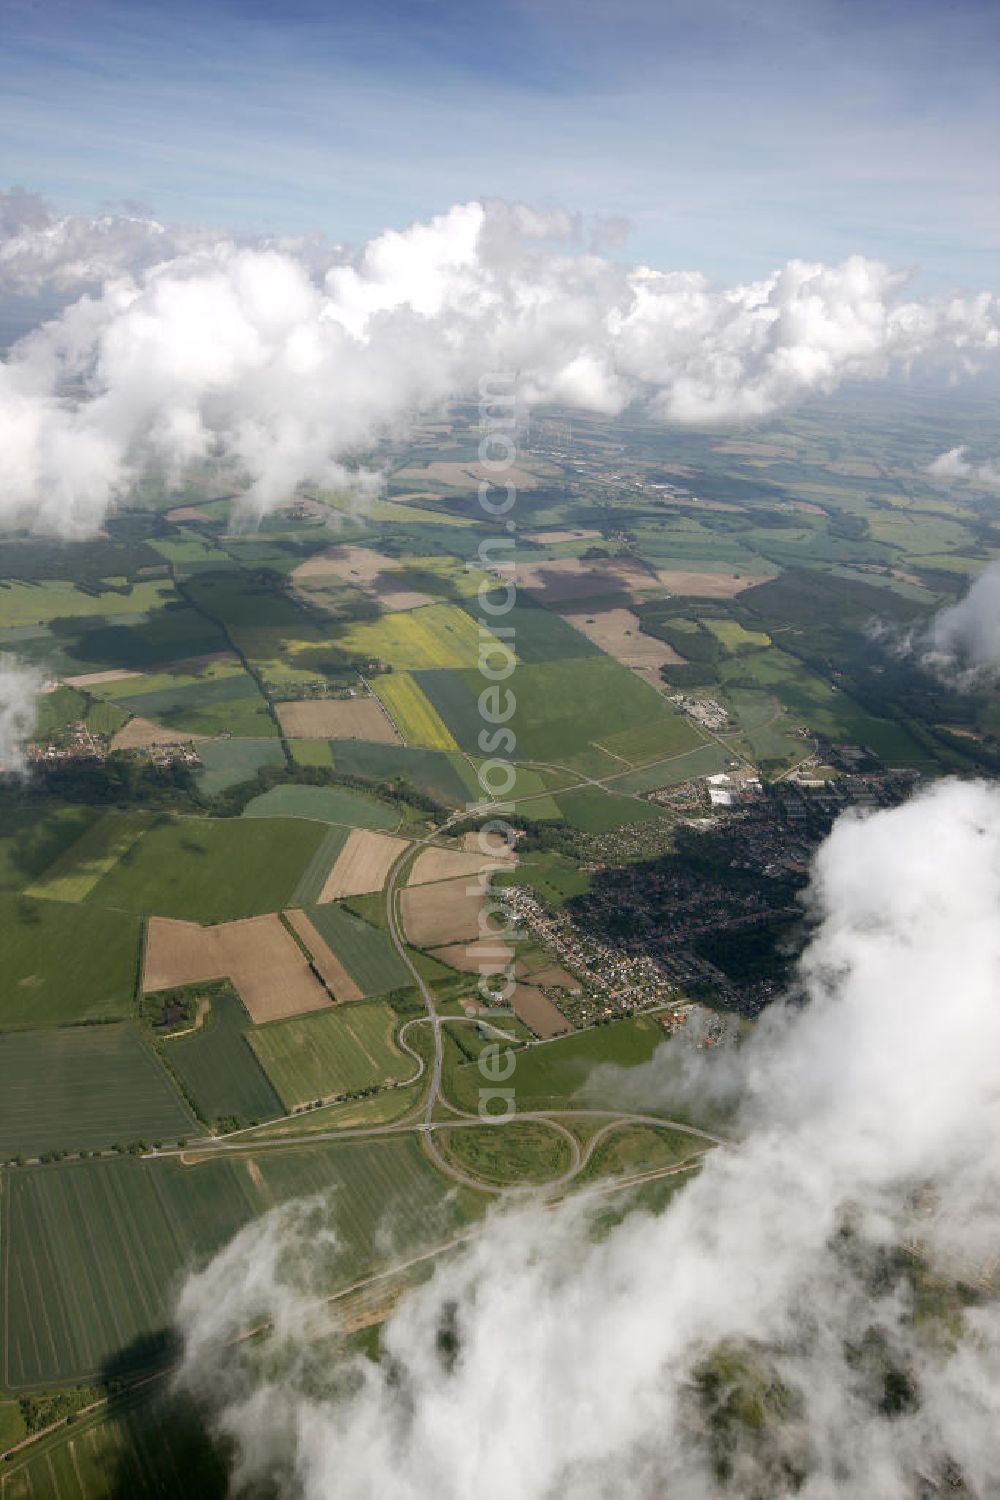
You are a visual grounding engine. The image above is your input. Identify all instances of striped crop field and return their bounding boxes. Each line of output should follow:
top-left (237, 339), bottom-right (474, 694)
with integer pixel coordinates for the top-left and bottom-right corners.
top-left (373, 673), bottom-right (458, 750)
top-left (24, 811), bottom-right (150, 902)
top-left (2, 1137), bottom-right (480, 1388)
top-left (247, 1001), bottom-right (412, 1108)
top-left (0, 1025), bottom-right (194, 1158)
top-left (0, 1385), bottom-right (227, 1499)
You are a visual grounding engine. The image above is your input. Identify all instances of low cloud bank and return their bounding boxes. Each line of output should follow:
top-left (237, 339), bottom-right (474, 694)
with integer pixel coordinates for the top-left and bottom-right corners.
top-left (176, 778), bottom-right (1000, 1498)
top-left (921, 561), bottom-right (1000, 681)
top-left (0, 655), bottom-right (43, 773)
top-left (927, 446), bottom-right (1000, 485)
top-left (2, 192), bottom-right (999, 534)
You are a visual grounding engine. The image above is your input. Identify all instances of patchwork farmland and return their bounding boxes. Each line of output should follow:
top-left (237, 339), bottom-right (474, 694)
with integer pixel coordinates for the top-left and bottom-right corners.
top-left (143, 914), bottom-right (332, 1022)
top-left (283, 908), bottom-right (363, 1000)
top-left (318, 828), bottom-right (411, 900)
top-left (300, 902), bottom-right (409, 996)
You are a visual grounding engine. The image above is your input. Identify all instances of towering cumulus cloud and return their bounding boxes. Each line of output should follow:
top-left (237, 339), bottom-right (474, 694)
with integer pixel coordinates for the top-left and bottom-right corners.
top-left (176, 779), bottom-right (1000, 1498)
top-left (2, 196), bottom-right (999, 535)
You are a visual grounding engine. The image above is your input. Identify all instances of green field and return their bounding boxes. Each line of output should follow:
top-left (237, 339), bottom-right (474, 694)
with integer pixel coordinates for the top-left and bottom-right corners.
top-left (303, 901), bottom-right (409, 994)
top-left (719, 647), bottom-right (931, 766)
top-left (442, 1013), bottom-right (667, 1114)
top-left (247, 1001), bottom-right (413, 1108)
top-left (25, 811), bottom-right (150, 902)
top-left (0, 579), bottom-right (177, 628)
top-left (416, 657), bottom-right (701, 763)
top-left (193, 737), bottom-right (283, 796)
top-left (0, 805), bottom-right (100, 895)
top-left (595, 713), bottom-right (706, 765)
top-left (86, 816), bottom-right (327, 922)
top-left (63, 606), bottom-right (231, 672)
top-left (703, 618), bottom-right (771, 651)
top-left (554, 788), bottom-right (666, 832)
top-left (289, 737), bottom-right (334, 767)
top-left (0, 896), bottom-right (142, 1029)
top-left (161, 988), bottom-right (283, 1126)
top-left (577, 1122), bottom-right (712, 1184)
top-left (240, 782), bottom-right (399, 829)
top-left (437, 1120), bottom-right (573, 1185)
top-left (2, 1137), bottom-right (479, 1387)
top-left (0, 1025), bottom-right (194, 1158)
top-left (329, 741), bottom-right (476, 807)
top-left (464, 597), bottom-right (603, 663)
top-left (607, 742), bottom-right (733, 793)
top-left (32, 685), bottom-right (86, 740)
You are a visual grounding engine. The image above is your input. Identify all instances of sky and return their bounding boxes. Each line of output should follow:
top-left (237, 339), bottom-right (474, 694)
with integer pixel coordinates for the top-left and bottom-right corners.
top-left (4, 0), bottom-right (1000, 290)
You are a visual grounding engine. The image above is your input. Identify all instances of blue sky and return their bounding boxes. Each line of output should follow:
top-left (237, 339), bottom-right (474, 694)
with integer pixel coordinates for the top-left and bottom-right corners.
top-left (4, 0), bottom-right (999, 288)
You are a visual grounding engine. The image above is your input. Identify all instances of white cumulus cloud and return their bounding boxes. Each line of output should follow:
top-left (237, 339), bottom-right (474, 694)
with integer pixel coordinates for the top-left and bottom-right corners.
top-left (0, 655), bottom-right (43, 773)
top-left (1, 197), bottom-right (999, 536)
top-left (922, 560), bottom-right (1000, 680)
top-left (176, 778), bottom-right (1000, 1499)
top-left (927, 446), bottom-right (1000, 485)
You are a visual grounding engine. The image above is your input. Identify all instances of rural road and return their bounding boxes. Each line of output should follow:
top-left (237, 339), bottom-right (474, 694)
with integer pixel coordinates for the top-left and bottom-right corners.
top-left (147, 777), bottom-right (730, 1193)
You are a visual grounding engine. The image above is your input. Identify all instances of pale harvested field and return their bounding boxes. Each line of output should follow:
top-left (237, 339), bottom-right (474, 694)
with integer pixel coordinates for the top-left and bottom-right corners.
top-left (517, 555), bottom-right (657, 604)
top-left (400, 875), bottom-right (495, 947)
top-left (165, 506), bottom-right (212, 522)
top-left (655, 569), bottom-right (774, 598)
top-left (430, 938), bottom-right (513, 975)
top-left (143, 914), bottom-right (332, 1021)
top-left (291, 545), bottom-right (403, 585)
top-left (63, 667), bottom-right (143, 688)
top-left (564, 607), bottom-right (684, 685)
top-left (369, 578), bottom-right (436, 612)
top-left (276, 698), bottom-right (401, 742)
top-left (284, 908), bottom-right (363, 1001)
top-left (408, 845), bottom-right (517, 886)
top-left (319, 829), bottom-right (411, 901)
top-left (525, 528), bottom-right (602, 545)
top-left (512, 985), bottom-right (572, 1038)
top-left (111, 717), bottom-right (208, 749)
